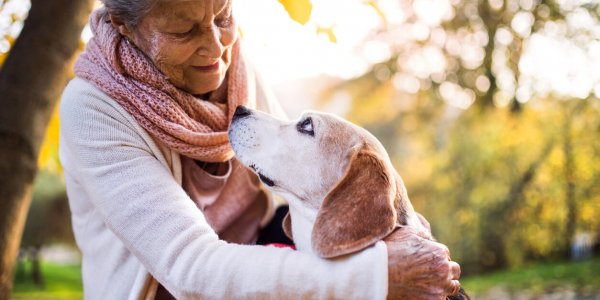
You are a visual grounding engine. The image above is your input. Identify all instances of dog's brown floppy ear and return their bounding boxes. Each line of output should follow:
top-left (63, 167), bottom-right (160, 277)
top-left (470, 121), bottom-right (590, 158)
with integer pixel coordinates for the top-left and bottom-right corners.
top-left (282, 212), bottom-right (293, 240)
top-left (312, 147), bottom-right (397, 258)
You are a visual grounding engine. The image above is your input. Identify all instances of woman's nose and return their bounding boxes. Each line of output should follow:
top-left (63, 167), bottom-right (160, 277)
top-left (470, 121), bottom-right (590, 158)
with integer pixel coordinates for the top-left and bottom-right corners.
top-left (195, 26), bottom-right (223, 59)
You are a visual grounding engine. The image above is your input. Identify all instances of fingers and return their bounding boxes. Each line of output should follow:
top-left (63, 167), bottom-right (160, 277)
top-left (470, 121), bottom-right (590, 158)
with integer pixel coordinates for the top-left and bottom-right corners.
top-left (449, 261), bottom-right (461, 280)
top-left (447, 280), bottom-right (461, 296)
top-left (430, 241), bottom-right (451, 262)
top-left (445, 261), bottom-right (461, 297)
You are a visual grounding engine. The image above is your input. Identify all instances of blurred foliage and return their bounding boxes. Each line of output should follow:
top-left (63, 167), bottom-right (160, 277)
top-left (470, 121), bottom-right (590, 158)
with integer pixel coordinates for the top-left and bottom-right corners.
top-left (264, 0), bottom-right (600, 276)
top-left (311, 0), bottom-right (600, 274)
top-left (21, 171), bottom-right (73, 249)
top-left (18, 171), bottom-right (73, 286)
top-left (418, 101), bottom-right (600, 273)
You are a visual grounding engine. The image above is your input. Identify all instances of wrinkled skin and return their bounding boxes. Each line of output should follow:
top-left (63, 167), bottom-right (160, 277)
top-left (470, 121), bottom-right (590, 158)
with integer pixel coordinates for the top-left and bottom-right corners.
top-left (385, 224), bottom-right (461, 300)
top-left (110, 0), bottom-right (237, 96)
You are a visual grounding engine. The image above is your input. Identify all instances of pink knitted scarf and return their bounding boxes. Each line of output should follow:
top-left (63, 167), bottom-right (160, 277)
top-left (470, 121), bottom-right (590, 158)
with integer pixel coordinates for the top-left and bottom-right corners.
top-left (74, 9), bottom-right (256, 162)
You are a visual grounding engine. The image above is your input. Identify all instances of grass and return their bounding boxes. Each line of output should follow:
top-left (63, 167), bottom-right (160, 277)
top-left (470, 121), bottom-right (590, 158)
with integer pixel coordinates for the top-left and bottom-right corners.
top-left (462, 255), bottom-right (600, 296)
top-left (12, 261), bottom-right (82, 300)
top-left (10, 256), bottom-right (600, 299)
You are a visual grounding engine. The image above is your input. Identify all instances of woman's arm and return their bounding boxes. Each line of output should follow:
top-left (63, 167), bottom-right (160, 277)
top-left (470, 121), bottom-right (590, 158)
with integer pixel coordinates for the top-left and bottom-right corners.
top-left (59, 79), bottom-right (388, 299)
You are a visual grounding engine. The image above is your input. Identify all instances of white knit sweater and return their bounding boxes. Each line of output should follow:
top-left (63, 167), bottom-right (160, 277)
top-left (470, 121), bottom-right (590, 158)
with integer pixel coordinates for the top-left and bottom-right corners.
top-left (58, 77), bottom-right (388, 300)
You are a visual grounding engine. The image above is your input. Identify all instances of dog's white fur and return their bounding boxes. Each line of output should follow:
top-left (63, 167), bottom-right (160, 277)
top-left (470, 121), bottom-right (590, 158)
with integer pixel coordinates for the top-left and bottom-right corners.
top-left (229, 107), bottom-right (426, 257)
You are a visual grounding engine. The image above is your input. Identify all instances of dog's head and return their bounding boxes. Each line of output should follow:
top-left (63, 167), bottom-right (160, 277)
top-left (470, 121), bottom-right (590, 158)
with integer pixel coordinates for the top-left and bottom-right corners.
top-left (228, 106), bottom-right (412, 258)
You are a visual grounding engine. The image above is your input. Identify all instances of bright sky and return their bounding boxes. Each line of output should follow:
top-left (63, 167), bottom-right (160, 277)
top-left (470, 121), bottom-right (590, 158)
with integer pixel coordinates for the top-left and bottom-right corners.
top-left (234, 0), bottom-right (386, 84)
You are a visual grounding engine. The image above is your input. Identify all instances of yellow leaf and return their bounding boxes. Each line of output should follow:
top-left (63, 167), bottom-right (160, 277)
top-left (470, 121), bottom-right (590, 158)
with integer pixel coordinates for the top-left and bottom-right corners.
top-left (279, 0), bottom-right (312, 25)
top-left (317, 26), bottom-right (337, 43)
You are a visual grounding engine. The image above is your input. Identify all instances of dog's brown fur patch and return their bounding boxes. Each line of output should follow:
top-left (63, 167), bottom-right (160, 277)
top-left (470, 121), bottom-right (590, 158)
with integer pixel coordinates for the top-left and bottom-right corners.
top-left (311, 145), bottom-right (398, 258)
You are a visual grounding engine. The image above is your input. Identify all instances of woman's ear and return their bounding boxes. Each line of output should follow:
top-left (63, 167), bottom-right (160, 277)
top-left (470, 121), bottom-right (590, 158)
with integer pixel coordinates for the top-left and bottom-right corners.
top-left (311, 146), bottom-right (398, 258)
top-left (107, 13), bottom-right (134, 41)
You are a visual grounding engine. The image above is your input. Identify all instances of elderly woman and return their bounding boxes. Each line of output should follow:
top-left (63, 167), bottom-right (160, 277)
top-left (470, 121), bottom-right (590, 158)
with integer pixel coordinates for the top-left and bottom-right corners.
top-left (59, 0), bottom-right (461, 299)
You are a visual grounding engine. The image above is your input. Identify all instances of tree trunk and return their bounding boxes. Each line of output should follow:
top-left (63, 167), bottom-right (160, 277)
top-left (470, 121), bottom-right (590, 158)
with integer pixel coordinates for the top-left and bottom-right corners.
top-left (0, 0), bottom-right (94, 297)
top-left (478, 139), bottom-right (555, 270)
top-left (478, 0), bottom-right (499, 110)
top-left (29, 247), bottom-right (42, 287)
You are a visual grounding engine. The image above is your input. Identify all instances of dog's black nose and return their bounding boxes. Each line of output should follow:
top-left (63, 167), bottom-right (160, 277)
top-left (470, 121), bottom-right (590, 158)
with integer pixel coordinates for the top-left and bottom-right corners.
top-left (233, 105), bottom-right (251, 119)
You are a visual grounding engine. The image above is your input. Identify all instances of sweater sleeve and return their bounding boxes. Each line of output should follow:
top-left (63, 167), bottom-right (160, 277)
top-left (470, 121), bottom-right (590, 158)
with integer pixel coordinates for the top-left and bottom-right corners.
top-left (59, 79), bottom-right (388, 300)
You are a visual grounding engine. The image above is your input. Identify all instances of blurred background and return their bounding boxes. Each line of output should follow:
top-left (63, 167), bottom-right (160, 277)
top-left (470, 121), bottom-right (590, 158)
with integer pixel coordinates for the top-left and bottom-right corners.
top-left (2, 0), bottom-right (599, 299)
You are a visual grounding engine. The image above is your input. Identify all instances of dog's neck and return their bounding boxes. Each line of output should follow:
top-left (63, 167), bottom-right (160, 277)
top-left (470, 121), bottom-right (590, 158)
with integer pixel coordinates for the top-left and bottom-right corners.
top-left (283, 193), bottom-right (319, 254)
top-left (281, 181), bottom-right (428, 255)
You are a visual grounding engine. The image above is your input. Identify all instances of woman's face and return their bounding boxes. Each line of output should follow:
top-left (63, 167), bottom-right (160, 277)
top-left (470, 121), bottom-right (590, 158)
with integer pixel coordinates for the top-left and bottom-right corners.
top-left (124, 0), bottom-right (237, 96)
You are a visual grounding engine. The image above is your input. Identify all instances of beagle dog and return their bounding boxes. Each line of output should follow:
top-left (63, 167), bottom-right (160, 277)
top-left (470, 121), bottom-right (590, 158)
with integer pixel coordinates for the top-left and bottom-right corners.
top-left (228, 105), bottom-right (425, 257)
top-left (228, 106), bottom-right (468, 299)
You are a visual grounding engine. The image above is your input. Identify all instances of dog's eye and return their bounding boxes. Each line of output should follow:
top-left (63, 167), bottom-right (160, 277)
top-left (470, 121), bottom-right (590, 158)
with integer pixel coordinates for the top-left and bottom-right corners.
top-left (258, 172), bottom-right (275, 187)
top-left (297, 117), bottom-right (314, 136)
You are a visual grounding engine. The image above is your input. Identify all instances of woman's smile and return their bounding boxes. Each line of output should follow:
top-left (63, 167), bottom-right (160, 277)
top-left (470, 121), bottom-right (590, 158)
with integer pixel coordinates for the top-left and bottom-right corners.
top-left (121, 0), bottom-right (237, 95)
top-left (192, 61), bottom-right (220, 73)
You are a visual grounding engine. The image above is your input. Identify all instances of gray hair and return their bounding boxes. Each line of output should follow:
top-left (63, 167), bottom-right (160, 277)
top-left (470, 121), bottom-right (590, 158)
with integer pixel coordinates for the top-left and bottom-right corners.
top-left (100, 0), bottom-right (158, 28)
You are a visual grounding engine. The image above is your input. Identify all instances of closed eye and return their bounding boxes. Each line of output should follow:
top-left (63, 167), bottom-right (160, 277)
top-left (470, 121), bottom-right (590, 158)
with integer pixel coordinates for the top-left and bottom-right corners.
top-left (296, 117), bottom-right (314, 136)
top-left (170, 26), bottom-right (195, 38)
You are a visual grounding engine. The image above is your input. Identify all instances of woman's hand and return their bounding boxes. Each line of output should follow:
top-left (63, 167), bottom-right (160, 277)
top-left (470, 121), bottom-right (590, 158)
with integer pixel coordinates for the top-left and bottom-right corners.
top-left (384, 226), bottom-right (461, 300)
